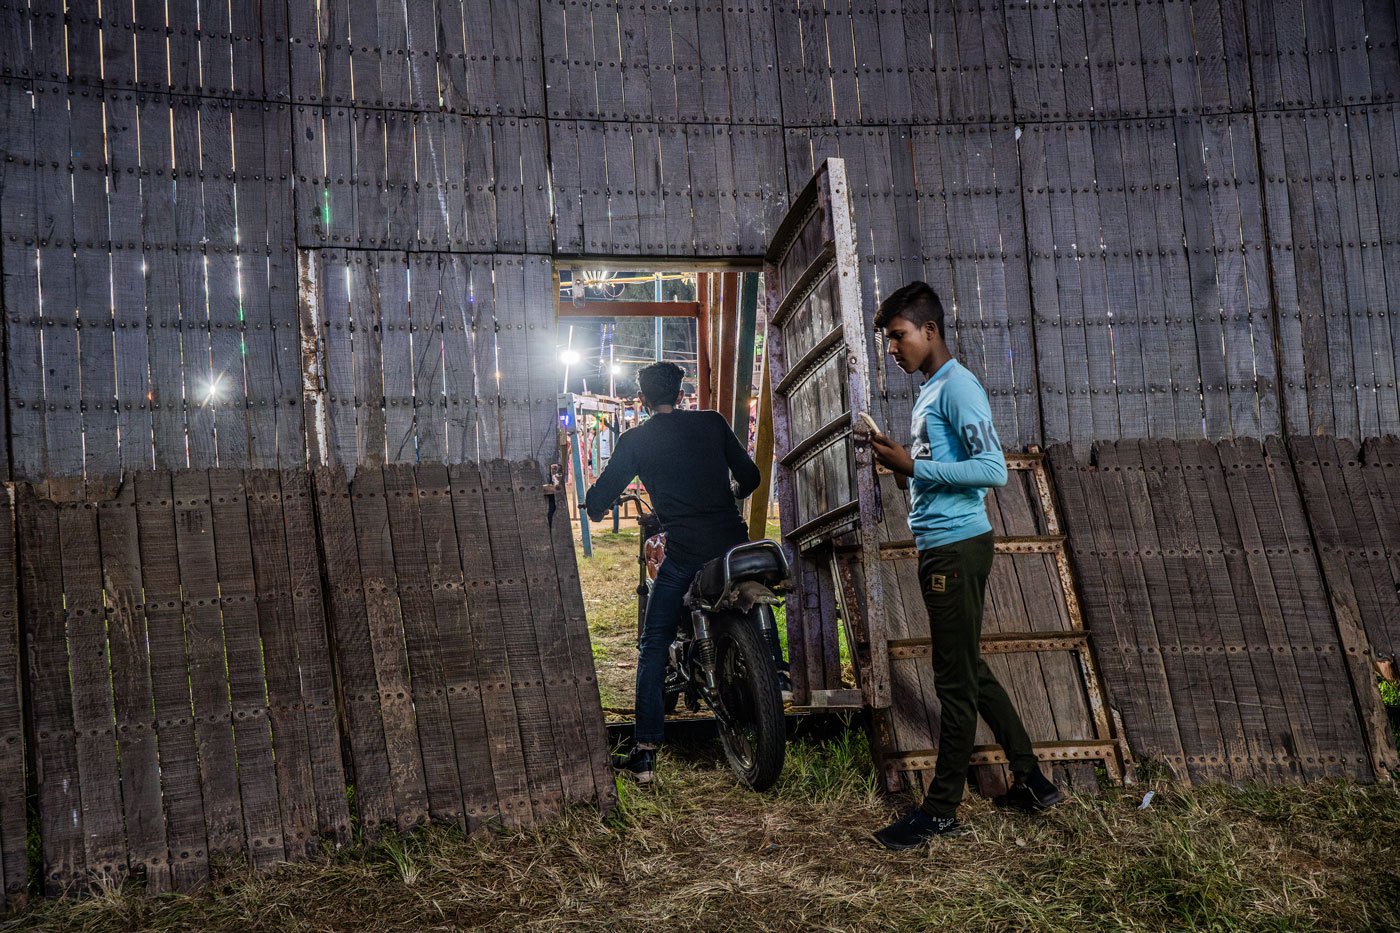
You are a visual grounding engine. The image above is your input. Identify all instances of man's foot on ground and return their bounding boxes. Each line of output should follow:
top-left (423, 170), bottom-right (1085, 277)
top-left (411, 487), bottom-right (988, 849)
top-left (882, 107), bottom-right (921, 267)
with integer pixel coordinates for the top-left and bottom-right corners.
top-left (612, 747), bottom-right (656, 784)
top-left (993, 771), bottom-right (1063, 813)
top-left (872, 810), bottom-right (968, 850)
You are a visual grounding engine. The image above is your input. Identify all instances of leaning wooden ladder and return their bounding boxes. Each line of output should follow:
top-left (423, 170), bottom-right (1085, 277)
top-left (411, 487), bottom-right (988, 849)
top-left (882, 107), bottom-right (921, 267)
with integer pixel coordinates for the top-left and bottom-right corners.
top-left (832, 451), bottom-right (1135, 795)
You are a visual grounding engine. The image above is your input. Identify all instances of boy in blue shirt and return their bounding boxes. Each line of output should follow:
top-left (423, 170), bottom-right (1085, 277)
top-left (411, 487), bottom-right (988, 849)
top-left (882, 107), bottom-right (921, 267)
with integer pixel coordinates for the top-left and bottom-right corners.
top-left (867, 282), bottom-right (1061, 849)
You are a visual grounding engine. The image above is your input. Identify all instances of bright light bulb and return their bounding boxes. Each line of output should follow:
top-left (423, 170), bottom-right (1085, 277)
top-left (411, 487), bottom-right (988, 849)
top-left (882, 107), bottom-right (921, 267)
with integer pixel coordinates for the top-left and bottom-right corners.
top-left (611, 364), bottom-right (622, 375)
top-left (203, 377), bottom-right (222, 403)
top-left (560, 349), bottom-right (580, 366)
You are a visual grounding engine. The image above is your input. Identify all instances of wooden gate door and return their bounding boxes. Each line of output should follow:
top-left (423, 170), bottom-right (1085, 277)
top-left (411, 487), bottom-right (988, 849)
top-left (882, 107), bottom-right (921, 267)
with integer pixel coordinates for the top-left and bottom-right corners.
top-left (764, 158), bottom-right (889, 708)
top-left (767, 160), bottom-right (1132, 795)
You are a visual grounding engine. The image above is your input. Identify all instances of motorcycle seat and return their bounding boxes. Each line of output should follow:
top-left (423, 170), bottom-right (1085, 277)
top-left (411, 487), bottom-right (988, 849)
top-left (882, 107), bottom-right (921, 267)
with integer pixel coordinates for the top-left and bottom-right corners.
top-left (694, 541), bottom-right (790, 602)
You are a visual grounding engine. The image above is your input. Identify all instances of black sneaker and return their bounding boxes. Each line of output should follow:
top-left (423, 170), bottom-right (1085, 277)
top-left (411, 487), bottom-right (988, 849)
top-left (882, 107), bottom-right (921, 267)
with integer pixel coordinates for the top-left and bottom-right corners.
top-left (993, 771), bottom-right (1063, 813)
top-left (611, 747), bottom-right (656, 785)
top-left (873, 809), bottom-right (968, 850)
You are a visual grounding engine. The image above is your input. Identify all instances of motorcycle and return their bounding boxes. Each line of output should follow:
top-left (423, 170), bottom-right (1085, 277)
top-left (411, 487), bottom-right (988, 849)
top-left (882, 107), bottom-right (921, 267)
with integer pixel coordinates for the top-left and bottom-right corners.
top-left (618, 492), bottom-right (791, 790)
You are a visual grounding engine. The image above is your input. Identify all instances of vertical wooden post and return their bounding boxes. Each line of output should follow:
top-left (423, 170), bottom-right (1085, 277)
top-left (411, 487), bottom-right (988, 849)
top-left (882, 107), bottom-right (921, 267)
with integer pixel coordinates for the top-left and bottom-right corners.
top-left (731, 272), bottom-right (760, 444)
top-left (696, 273), bottom-right (712, 409)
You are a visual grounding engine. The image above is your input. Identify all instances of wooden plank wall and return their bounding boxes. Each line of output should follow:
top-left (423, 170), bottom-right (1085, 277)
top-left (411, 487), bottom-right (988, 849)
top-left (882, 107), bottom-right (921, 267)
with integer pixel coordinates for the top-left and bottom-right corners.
top-left (1050, 439), bottom-right (1399, 784)
top-left (5, 459), bottom-right (610, 898)
top-left (14, 470), bottom-right (351, 896)
top-left (2, 2), bottom-right (1399, 477)
top-left (0, 0), bottom-right (1398, 904)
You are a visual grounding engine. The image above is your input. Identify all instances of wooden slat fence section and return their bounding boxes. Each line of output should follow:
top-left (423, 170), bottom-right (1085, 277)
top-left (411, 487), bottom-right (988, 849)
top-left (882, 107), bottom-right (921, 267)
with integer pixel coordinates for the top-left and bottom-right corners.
top-left (9, 472), bottom-right (357, 895)
top-left (313, 461), bottom-right (611, 836)
top-left (2, 462), bottom-right (610, 895)
top-left (1290, 435), bottom-right (1400, 777)
top-left (1050, 440), bottom-right (1388, 784)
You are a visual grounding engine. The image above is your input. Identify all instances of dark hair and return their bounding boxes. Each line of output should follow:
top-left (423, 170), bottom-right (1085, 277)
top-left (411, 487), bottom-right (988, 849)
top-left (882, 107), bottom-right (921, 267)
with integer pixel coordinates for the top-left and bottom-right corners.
top-left (873, 281), bottom-right (945, 337)
top-left (637, 361), bottom-right (685, 408)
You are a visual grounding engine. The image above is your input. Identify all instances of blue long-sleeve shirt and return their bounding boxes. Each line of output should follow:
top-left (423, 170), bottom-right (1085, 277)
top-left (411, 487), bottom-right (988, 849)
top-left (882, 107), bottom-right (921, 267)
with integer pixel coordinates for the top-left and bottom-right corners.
top-left (907, 359), bottom-right (1008, 549)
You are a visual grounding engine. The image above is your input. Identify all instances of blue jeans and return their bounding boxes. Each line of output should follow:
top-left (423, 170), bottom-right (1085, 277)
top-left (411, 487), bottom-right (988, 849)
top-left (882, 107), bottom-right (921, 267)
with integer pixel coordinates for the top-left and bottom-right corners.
top-left (635, 557), bottom-right (703, 745)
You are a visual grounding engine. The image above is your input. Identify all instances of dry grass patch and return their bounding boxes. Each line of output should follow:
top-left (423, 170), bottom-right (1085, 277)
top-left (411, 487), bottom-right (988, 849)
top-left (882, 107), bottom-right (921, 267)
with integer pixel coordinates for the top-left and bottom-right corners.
top-left (5, 733), bottom-right (1399, 932)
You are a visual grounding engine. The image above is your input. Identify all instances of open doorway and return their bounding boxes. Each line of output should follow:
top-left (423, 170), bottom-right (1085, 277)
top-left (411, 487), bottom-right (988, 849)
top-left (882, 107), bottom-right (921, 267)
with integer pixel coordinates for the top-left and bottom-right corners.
top-left (550, 261), bottom-right (784, 720)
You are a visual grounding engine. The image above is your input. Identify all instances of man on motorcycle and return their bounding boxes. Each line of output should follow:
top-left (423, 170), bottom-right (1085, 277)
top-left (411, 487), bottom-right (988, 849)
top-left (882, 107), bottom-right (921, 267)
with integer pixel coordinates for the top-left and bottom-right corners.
top-left (585, 361), bottom-right (761, 783)
top-left (867, 282), bottom-right (1062, 849)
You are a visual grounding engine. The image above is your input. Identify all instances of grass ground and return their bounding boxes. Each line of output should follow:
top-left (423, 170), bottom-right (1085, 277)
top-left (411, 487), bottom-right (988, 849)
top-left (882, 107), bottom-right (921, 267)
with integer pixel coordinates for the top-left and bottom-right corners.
top-left (6, 522), bottom-right (1399, 930)
top-left (5, 734), bottom-right (1399, 931)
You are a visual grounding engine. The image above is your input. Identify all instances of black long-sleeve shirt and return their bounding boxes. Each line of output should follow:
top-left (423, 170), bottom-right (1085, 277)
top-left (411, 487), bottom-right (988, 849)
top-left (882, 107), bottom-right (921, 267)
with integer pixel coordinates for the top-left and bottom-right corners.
top-left (585, 409), bottom-right (761, 565)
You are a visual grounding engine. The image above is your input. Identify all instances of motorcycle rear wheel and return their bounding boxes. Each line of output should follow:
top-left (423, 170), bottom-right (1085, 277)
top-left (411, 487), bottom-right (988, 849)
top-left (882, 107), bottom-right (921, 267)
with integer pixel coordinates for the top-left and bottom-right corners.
top-left (714, 615), bottom-right (786, 791)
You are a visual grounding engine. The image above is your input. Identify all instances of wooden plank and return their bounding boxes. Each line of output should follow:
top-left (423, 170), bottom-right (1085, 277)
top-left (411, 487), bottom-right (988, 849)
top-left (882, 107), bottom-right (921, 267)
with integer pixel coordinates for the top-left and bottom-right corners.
top-left (633, 122), bottom-right (665, 254)
top-left (1256, 112), bottom-right (1307, 434)
top-left (1048, 449), bottom-right (1159, 776)
top-left (70, 91), bottom-right (118, 480)
top-left (0, 495), bottom-right (26, 901)
top-left (378, 254), bottom-right (415, 462)
top-left (497, 117), bottom-right (531, 252)
top-left (1331, 111), bottom-right (1379, 438)
top-left (659, 123), bottom-right (694, 254)
top-left (202, 101), bottom-right (251, 468)
top-left (409, 254), bottom-right (447, 462)
top-left (415, 462), bottom-right (497, 829)
top-left (578, 118), bottom-right (613, 251)
top-left (350, 467), bottom-right (430, 831)
top-left (480, 460), bottom-right (565, 819)
top-left (243, 469), bottom-right (318, 860)
top-left (350, 252), bottom-right (387, 465)
top-left (1297, 437), bottom-right (1399, 777)
top-left (312, 466), bottom-right (397, 835)
top-left (522, 119), bottom-right (552, 254)
top-left (1351, 108), bottom-right (1399, 434)
top-left (33, 86), bottom-right (82, 482)
top-left (171, 471), bottom-right (244, 855)
top-left (545, 475), bottom-right (616, 811)
top-left (550, 120), bottom-right (585, 253)
top-left (1150, 118), bottom-right (1205, 436)
top-left (1266, 436), bottom-right (1372, 779)
top-left (1066, 122), bottom-right (1119, 440)
top-left (19, 488), bottom-right (84, 893)
top-left (353, 109), bottom-right (387, 248)
top-left (279, 469), bottom-right (352, 844)
top-left (449, 461), bottom-right (532, 827)
top-left (438, 256), bottom-right (476, 461)
top-left (602, 120), bottom-right (640, 254)
top-left (57, 495), bottom-right (127, 887)
top-left (1214, 440), bottom-right (1315, 780)
top-left (319, 249), bottom-right (357, 467)
top-left (172, 98), bottom-right (216, 469)
top-left (207, 470), bottom-right (285, 870)
top-left (1091, 121), bottom-right (1148, 439)
top-left (469, 257), bottom-right (501, 458)
top-left (1224, 439), bottom-right (1333, 778)
top-left (1177, 115), bottom-right (1229, 437)
top-left (383, 464), bottom-right (465, 824)
top-left (1153, 441), bottom-right (1248, 781)
top-left (133, 473), bottom-right (209, 890)
top-left (1016, 123), bottom-right (1069, 444)
top-left (1094, 443), bottom-right (1190, 779)
top-left (0, 79), bottom-right (43, 482)
top-left (232, 104), bottom-right (278, 468)
top-left (1178, 441), bottom-right (1276, 782)
top-left (510, 461), bottom-right (596, 806)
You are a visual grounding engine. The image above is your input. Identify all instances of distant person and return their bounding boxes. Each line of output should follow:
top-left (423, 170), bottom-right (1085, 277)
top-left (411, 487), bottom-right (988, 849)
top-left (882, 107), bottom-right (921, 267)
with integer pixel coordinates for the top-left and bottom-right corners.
top-left (585, 362), bottom-right (761, 784)
top-left (866, 282), bottom-right (1062, 849)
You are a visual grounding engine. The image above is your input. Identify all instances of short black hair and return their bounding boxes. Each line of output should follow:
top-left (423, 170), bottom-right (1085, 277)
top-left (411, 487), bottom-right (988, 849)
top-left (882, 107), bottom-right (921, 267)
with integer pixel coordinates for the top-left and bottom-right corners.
top-left (637, 361), bottom-right (685, 408)
top-left (873, 281), bottom-right (945, 337)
